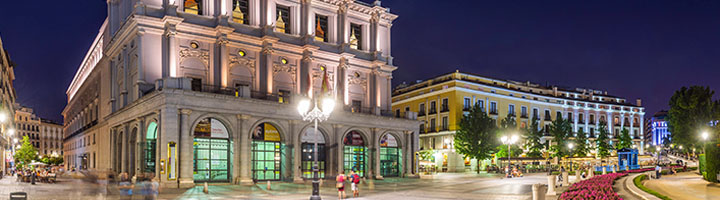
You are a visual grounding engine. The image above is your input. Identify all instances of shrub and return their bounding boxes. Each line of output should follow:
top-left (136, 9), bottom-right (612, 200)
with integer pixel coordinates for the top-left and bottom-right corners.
top-left (633, 174), bottom-right (672, 200)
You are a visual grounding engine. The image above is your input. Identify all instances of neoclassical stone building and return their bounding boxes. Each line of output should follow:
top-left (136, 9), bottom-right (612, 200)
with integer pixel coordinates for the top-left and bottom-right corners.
top-left (63, 0), bottom-right (419, 188)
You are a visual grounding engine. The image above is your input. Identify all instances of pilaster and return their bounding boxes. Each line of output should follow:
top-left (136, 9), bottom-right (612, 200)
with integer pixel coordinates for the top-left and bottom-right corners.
top-left (178, 108), bottom-right (194, 188)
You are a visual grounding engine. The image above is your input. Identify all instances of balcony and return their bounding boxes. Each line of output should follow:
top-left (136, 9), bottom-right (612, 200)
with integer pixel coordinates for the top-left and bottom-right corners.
top-left (428, 109), bottom-right (437, 115)
top-left (418, 110), bottom-right (426, 116)
top-left (440, 126), bottom-right (449, 131)
top-left (462, 106), bottom-right (471, 112)
top-left (440, 106), bottom-right (449, 113)
top-left (429, 127), bottom-right (437, 133)
top-left (489, 109), bottom-right (498, 115)
top-left (544, 116), bottom-right (552, 121)
top-left (520, 113), bottom-right (528, 119)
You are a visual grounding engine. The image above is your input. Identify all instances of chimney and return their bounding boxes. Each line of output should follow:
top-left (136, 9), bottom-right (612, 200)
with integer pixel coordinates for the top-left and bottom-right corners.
top-left (636, 99), bottom-right (642, 107)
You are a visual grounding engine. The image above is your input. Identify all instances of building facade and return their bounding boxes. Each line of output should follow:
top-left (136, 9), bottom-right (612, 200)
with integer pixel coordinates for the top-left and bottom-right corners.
top-left (15, 105), bottom-right (41, 150)
top-left (40, 119), bottom-right (64, 157)
top-left (64, 0), bottom-right (419, 188)
top-left (0, 35), bottom-right (18, 173)
top-left (648, 111), bottom-right (670, 146)
top-left (392, 71), bottom-right (646, 172)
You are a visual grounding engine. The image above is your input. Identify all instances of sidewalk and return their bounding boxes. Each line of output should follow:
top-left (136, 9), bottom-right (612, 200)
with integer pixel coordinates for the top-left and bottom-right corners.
top-left (644, 172), bottom-right (720, 200)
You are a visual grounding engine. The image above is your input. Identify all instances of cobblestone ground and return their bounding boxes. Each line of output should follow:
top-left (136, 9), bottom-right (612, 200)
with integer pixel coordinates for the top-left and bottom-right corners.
top-left (0, 173), bottom-right (560, 200)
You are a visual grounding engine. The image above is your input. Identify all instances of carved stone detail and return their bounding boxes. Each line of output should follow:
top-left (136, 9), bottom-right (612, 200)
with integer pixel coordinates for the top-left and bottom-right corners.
top-left (273, 64), bottom-right (297, 84)
top-left (179, 48), bottom-right (210, 65)
top-left (348, 71), bottom-right (367, 91)
top-left (229, 56), bottom-right (256, 75)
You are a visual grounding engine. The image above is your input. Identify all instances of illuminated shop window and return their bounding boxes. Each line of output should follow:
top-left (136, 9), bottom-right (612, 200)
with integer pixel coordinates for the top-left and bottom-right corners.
top-left (232, 0), bottom-right (249, 24)
top-left (184, 0), bottom-right (202, 15)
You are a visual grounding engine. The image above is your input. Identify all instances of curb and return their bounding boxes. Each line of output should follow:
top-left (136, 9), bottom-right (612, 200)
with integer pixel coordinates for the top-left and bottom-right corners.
top-left (624, 173), bottom-right (661, 200)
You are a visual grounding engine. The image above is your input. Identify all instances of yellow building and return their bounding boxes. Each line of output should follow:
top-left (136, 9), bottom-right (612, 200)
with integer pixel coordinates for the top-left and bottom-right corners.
top-left (392, 71), bottom-right (645, 172)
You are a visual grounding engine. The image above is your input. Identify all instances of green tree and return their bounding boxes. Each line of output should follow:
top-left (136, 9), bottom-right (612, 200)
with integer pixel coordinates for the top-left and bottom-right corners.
top-left (616, 128), bottom-right (633, 150)
top-left (596, 122), bottom-right (613, 160)
top-left (667, 86), bottom-right (718, 150)
top-left (549, 115), bottom-right (572, 158)
top-left (496, 144), bottom-right (523, 158)
top-left (524, 117), bottom-right (544, 158)
top-left (14, 136), bottom-right (38, 169)
top-left (573, 129), bottom-right (589, 157)
top-left (454, 102), bottom-right (499, 174)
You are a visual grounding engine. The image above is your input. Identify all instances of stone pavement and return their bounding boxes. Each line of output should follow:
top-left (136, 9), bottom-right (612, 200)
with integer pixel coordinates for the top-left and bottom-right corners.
top-left (0, 172), bottom-right (564, 200)
top-left (644, 171), bottom-right (720, 200)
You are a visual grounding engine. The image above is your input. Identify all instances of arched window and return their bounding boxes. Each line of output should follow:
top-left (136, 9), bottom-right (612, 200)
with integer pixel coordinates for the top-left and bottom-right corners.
top-left (300, 128), bottom-right (325, 179)
top-left (184, 0), bottom-right (202, 15)
top-left (144, 122), bottom-right (158, 173)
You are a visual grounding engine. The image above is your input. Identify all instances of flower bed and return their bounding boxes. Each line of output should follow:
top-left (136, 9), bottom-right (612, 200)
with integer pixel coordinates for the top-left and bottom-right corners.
top-left (624, 168), bottom-right (654, 173)
top-left (559, 173), bottom-right (627, 200)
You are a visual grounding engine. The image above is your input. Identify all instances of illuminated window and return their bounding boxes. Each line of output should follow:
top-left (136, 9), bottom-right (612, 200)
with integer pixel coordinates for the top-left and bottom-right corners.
top-left (350, 23), bottom-right (362, 50)
top-left (232, 0), bottom-right (249, 24)
top-left (275, 6), bottom-right (290, 34)
top-left (315, 15), bottom-right (328, 42)
top-left (184, 0), bottom-right (202, 15)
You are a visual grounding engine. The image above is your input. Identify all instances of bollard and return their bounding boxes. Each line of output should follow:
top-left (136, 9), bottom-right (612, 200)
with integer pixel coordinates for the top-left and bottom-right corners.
top-left (602, 167), bottom-right (607, 175)
top-left (562, 171), bottom-right (569, 186)
top-left (532, 184), bottom-right (547, 200)
top-left (546, 175), bottom-right (556, 195)
top-left (267, 180), bottom-right (271, 190)
top-left (203, 182), bottom-right (209, 194)
top-left (588, 168), bottom-right (593, 178)
top-left (612, 166), bottom-right (616, 173)
top-left (368, 179), bottom-right (375, 190)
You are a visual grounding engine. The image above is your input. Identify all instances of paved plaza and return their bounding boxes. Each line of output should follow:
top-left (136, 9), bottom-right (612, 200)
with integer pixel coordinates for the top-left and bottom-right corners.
top-left (0, 173), bottom-right (564, 200)
top-left (644, 171), bottom-right (720, 200)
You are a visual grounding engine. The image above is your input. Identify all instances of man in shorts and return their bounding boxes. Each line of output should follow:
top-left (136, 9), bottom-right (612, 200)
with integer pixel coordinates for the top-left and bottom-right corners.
top-left (350, 170), bottom-right (360, 197)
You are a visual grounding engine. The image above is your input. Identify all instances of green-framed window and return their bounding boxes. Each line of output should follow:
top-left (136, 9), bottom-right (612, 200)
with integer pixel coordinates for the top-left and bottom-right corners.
top-left (344, 146), bottom-right (366, 177)
top-left (252, 141), bottom-right (281, 181)
top-left (380, 147), bottom-right (402, 177)
top-left (193, 138), bottom-right (231, 182)
top-left (301, 143), bottom-right (326, 179)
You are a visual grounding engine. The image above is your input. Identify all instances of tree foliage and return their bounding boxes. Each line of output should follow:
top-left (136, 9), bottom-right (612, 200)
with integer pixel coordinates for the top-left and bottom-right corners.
top-left (524, 117), bottom-right (544, 158)
top-left (40, 155), bottom-right (64, 166)
top-left (454, 102), bottom-right (499, 173)
top-left (496, 144), bottom-right (523, 158)
top-left (667, 86), bottom-right (719, 149)
top-left (573, 129), bottom-right (590, 157)
top-left (549, 115), bottom-right (572, 158)
top-left (616, 128), bottom-right (633, 150)
top-left (596, 122), bottom-right (613, 159)
top-left (14, 136), bottom-right (38, 169)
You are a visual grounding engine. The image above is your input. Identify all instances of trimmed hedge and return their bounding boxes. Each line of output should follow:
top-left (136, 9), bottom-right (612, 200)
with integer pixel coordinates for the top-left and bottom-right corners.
top-left (705, 142), bottom-right (719, 182)
top-left (633, 174), bottom-right (672, 200)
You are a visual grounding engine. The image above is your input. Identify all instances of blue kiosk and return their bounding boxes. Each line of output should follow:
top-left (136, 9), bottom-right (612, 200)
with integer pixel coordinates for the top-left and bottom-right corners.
top-left (618, 148), bottom-right (640, 171)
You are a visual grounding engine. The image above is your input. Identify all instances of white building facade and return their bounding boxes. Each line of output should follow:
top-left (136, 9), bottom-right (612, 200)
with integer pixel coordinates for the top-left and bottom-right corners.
top-left (64, 0), bottom-right (419, 188)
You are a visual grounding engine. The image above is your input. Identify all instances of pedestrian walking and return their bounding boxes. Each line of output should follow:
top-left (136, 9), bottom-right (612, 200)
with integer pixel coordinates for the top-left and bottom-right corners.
top-left (336, 171), bottom-right (346, 199)
top-left (118, 173), bottom-right (133, 199)
top-left (350, 170), bottom-right (361, 197)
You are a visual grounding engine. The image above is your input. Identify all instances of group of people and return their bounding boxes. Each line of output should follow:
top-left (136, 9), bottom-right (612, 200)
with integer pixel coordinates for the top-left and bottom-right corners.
top-left (14, 167), bottom-right (59, 184)
top-left (114, 172), bottom-right (160, 200)
top-left (335, 170), bottom-right (362, 199)
top-left (503, 165), bottom-right (524, 178)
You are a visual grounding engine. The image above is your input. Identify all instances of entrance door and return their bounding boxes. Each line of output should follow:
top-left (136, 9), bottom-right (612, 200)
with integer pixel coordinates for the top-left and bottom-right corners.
top-left (343, 130), bottom-right (366, 177)
top-left (192, 118), bottom-right (232, 182)
top-left (380, 134), bottom-right (401, 177)
top-left (252, 123), bottom-right (283, 181)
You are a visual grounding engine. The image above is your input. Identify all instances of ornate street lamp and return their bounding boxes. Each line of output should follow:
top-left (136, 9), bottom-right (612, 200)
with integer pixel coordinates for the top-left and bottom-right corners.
top-left (500, 134), bottom-right (519, 168)
top-left (298, 96), bottom-right (335, 200)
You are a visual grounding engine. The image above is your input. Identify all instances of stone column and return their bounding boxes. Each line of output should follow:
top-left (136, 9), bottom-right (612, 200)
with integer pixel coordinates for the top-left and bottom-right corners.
top-left (369, 12), bottom-right (379, 52)
top-left (259, 42), bottom-right (274, 94)
top-left (337, 2), bottom-right (348, 45)
top-left (373, 128), bottom-right (382, 180)
top-left (162, 16), bottom-right (182, 78)
top-left (300, 0), bottom-right (312, 38)
top-left (178, 109), bottom-right (193, 188)
top-left (121, 124), bottom-right (129, 174)
top-left (135, 118), bottom-right (145, 177)
top-left (239, 115), bottom-right (253, 184)
top-left (334, 124), bottom-right (344, 174)
top-left (337, 58), bottom-right (347, 104)
top-left (232, 114), bottom-right (243, 184)
top-left (300, 50), bottom-right (313, 96)
top-left (216, 28), bottom-right (231, 87)
top-left (573, 109), bottom-right (578, 133)
top-left (292, 120), bottom-right (303, 183)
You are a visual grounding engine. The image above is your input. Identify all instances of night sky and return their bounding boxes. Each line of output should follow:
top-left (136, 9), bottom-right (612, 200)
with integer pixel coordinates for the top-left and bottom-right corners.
top-left (1, 0), bottom-right (719, 123)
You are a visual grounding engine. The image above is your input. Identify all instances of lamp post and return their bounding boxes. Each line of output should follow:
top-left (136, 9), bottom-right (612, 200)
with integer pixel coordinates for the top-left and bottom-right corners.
top-left (500, 134), bottom-right (519, 168)
top-left (701, 131), bottom-right (709, 154)
top-left (298, 96), bottom-right (335, 200)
